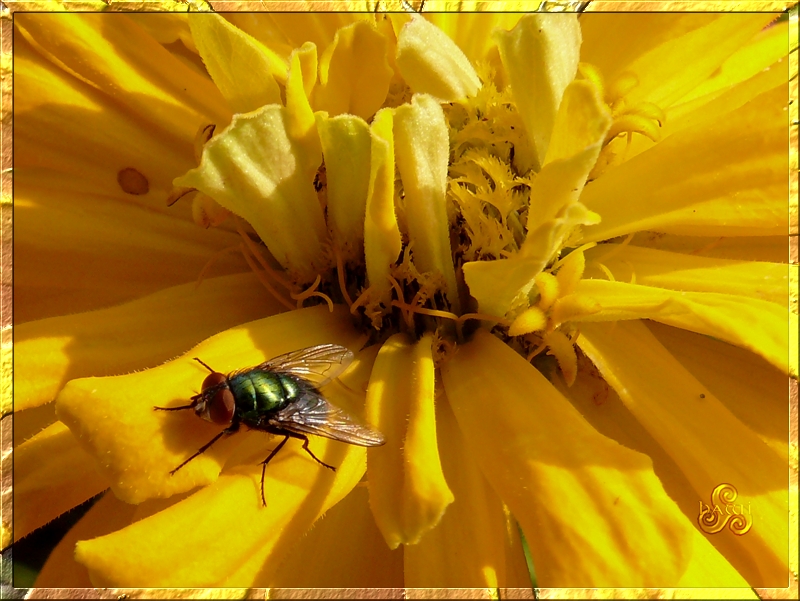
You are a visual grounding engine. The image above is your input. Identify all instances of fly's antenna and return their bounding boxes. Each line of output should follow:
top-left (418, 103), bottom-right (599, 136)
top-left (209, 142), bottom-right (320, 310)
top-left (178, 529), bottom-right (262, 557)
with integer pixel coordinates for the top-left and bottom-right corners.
top-left (193, 357), bottom-right (216, 373)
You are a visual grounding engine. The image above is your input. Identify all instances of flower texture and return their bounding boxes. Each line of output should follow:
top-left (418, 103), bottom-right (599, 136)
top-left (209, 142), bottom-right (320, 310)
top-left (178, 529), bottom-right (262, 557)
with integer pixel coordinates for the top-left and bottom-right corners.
top-left (8, 4), bottom-right (798, 594)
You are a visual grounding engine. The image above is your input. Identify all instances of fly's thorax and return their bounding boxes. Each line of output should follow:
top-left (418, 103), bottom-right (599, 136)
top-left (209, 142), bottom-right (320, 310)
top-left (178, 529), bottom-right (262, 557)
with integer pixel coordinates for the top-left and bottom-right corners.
top-left (228, 370), bottom-right (309, 423)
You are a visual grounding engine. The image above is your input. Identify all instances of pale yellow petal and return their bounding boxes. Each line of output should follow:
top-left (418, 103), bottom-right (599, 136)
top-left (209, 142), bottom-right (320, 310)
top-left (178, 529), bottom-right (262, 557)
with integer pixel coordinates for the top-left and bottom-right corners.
top-left (55, 306), bottom-right (362, 504)
top-left (629, 233), bottom-right (791, 264)
top-left (188, 13), bottom-right (282, 114)
top-left (366, 333), bottom-right (453, 549)
top-left (396, 16), bottom-right (481, 103)
top-left (15, 272), bottom-right (284, 413)
top-left (364, 108), bottom-right (402, 302)
top-left (315, 20), bottom-right (393, 120)
top-left (174, 105), bottom-right (327, 281)
top-left (316, 113), bottom-right (371, 260)
top-left (578, 320), bottom-right (789, 586)
top-left (441, 330), bottom-right (747, 587)
top-left (393, 94), bottom-right (460, 309)
top-left (573, 278), bottom-right (792, 375)
top-left (496, 13), bottom-right (582, 169)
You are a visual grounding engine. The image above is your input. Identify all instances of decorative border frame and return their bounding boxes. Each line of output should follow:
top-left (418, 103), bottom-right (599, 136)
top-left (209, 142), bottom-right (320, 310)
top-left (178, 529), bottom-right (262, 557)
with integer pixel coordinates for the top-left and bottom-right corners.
top-left (0, 1), bottom-right (797, 599)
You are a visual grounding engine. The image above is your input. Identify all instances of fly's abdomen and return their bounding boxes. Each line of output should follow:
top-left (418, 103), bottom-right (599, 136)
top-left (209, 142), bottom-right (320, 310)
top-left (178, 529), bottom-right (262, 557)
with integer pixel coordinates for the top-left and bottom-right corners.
top-left (230, 370), bottom-right (305, 425)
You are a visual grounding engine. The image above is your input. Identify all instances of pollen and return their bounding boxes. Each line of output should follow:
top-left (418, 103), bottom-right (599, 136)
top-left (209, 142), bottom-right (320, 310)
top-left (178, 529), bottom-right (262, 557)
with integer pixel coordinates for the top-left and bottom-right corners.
top-left (117, 167), bottom-right (149, 196)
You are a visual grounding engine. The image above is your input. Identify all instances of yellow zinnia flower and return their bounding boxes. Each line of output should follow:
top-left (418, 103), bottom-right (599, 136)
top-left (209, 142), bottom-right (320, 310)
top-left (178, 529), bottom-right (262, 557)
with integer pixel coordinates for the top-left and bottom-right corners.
top-left (5, 2), bottom-right (798, 596)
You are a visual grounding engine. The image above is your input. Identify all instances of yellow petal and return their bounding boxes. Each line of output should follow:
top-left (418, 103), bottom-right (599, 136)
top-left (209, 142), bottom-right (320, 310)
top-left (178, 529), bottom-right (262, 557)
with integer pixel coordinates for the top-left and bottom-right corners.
top-left (396, 16), bottom-right (481, 102)
top-left (581, 85), bottom-right (788, 242)
top-left (174, 105), bottom-right (327, 281)
top-left (393, 94), bottom-right (460, 309)
top-left (264, 486), bottom-right (403, 588)
top-left (585, 243), bottom-right (790, 305)
top-left (13, 422), bottom-right (110, 543)
top-left (647, 321), bottom-right (789, 458)
top-left (14, 177), bottom-right (246, 323)
top-left (15, 272), bottom-right (284, 413)
top-left (14, 33), bottom-right (197, 204)
top-left (404, 398), bottom-right (528, 587)
top-left (496, 13), bottom-right (582, 168)
top-left (366, 333), bottom-right (453, 549)
top-left (76, 458), bottom-right (363, 587)
top-left (285, 43), bottom-right (322, 178)
top-left (508, 306), bottom-right (547, 337)
top-left (580, 13), bottom-right (777, 108)
top-left (364, 108), bottom-right (402, 302)
top-left (34, 492), bottom-right (137, 588)
top-left (268, 12), bottom-right (369, 57)
top-left (316, 113), bottom-right (371, 260)
top-left (629, 233), bottom-right (791, 264)
top-left (442, 330), bottom-right (749, 587)
top-left (56, 305), bottom-right (362, 504)
top-left (544, 80), bottom-right (612, 166)
top-left (577, 320), bottom-right (789, 586)
top-left (16, 13), bottom-right (230, 143)
top-left (315, 20), bottom-right (393, 120)
top-left (572, 278), bottom-right (792, 376)
top-left (188, 13), bottom-right (282, 114)
top-left (425, 12), bottom-right (524, 65)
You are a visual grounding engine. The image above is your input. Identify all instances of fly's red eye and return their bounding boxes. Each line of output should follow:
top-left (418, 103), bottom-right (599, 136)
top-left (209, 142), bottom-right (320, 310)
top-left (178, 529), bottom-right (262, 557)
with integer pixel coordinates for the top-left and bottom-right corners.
top-left (202, 372), bottom-right (227, 391)
top-left (208, 389), bottom-right (235, 424)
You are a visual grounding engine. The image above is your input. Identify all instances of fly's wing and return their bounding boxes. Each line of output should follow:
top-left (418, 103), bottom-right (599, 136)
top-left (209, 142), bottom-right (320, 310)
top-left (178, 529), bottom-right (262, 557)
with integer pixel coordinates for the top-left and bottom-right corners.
top-left (250, 344), bottom-right (354, 387)
top-left (269, 391), bottom-right (385, 447)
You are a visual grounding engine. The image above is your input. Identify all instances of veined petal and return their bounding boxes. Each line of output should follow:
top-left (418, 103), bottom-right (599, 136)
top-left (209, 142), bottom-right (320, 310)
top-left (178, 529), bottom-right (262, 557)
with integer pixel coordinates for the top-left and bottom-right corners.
top-left (14, 183), bottom-right (244, 323)
top-left (572, 278), bottom-right (792, 376)
top-left (15, 13), bottom-right (230, 145)
top-left (174, 105), bottom-right (327, 281)
top-left (285, 44), bottom-right (322, 178)
top-left (268, 12), bottom-right (371, 57)
top-left (647, 321), bottom-right (789, 458)
top-left (188, 13), bottom-right (282, 114)
top-left (76, 455), bottom-right (364, 588)
top-left (14, 34), bottom-right (196, 207)
top-left (315, 20), bottom-right (393, 120)
top-left (404, 398), bottom-right (528, 587)
top-left (12, 422), bottom-right (110, 543)
top-left (33, 492), bottom-right (136, 588)
top-left (584, 244), bottom-right (790, 306)
top-left (628, 233), bottom-right (792, 264)
top-left (394, 94), bottom-right (460, 309)
top-left (364, 108), bottom-right (402, 302)
top-left (316, 113), bottom-right (371, 260)
top-left (577, 320), bottom-right (789, 586)
top-left (263, 486), bottom-right (403, 588)
top-left (396, 16), bottom-right (481, 103)
top-left (580, 13), bottom-right (777, 108)
top-left (581, 85), bottom-right (787, 242)
top-left (441, 330), bottom-right (746, 587)
top-left (496, 13), bottom-right (582, 168)
top-left (366, 333), bottom-right (453, 549)
top-left (463, 81), bottom-right (609, 318)
top-left (15, 272), bottom-right (283, 413)
top-left (55, 306), bottom-right (363, 504)
top-left (425, 11), bottom-right (524, 65)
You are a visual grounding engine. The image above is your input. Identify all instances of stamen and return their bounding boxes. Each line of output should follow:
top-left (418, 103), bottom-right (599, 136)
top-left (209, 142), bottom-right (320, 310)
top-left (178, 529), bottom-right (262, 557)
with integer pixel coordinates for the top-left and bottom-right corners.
top-left (587, 233), bottom-right (633, 264)
top-left (334, 246), bottom-right (355, 308)
top-left (290, 275), bottom-right (335, 312)
top-left (195, 245), bottom-right (240, 289)
top-left (235, 220), bottom-right (293, 291)
top-left (526, 340), bottom-right (547, 362)
top-left (387, 274), bottom-right (413, 328)
top-left (593, 262), bottom-right (616, 282)
top-left (690, 236), bottom-right (725, 256)
top-left (238, 242), bottom-right (295, 311)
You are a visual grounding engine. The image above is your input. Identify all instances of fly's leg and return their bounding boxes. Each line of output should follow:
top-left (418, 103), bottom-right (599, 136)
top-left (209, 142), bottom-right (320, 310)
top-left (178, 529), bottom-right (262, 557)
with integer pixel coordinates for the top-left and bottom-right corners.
top-left (169, 427), bottom-right (233, 475)
top-left (259, 435), bottom-right (290, 507)
top-left (296, 434), bottom-right (337, 472)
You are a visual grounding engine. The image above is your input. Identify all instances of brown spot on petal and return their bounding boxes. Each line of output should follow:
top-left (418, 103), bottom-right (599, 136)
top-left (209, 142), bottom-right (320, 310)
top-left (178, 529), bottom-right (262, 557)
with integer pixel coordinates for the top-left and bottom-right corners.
top-left (117, 168), bottom-right (149, 195)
